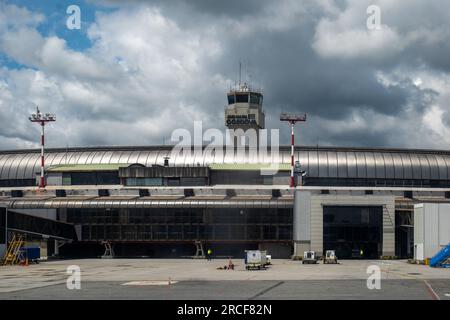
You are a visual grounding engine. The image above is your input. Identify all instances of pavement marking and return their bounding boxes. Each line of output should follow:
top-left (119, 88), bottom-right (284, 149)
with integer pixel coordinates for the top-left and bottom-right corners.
top-left (249, 281), bottom-right (284, 300)
top-left (121, 280), bottom-right (178, 286)
top-left (423, 280), bottom-right (440, 300)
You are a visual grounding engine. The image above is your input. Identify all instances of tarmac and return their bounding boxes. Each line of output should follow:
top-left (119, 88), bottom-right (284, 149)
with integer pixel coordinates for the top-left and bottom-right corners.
top-left (0, 259), bottom-right (449, 299)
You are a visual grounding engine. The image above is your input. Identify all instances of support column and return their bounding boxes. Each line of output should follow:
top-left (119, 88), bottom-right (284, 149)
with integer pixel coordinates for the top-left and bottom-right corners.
top-left (382, 201), bottom-right (396, 257)
top-left (292, 189), bottom-right (311, 259)
top-left (54, 240), bottom-right (59, 256)
top-left (290, 122), bottom-right (295, 188)
top-left (40, 122), bottom-right (45, 188)
top-left (101, 241), bottom-right (115, 259)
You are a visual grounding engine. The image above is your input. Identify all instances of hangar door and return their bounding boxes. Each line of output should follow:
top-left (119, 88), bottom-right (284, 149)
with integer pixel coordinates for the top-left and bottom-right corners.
top-left (323, 206), bottom-right (382, 259)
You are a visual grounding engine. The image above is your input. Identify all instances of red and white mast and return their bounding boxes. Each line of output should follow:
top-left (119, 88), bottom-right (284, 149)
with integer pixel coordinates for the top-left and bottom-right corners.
top-left (280, 113), bottom-right (306, 188)
top-left (29, 107), bottom-right (56, 188)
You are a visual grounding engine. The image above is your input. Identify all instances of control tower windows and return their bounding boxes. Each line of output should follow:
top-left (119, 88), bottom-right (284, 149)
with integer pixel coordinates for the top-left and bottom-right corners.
top-left (250, 93), bottom-right (262, 105)
top-left (227, 95), bottom-right (235, 105)
top-left (236, 94), bottom-right (249, 103)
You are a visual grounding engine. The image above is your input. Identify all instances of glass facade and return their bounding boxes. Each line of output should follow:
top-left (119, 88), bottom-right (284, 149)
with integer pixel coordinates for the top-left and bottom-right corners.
top-left (305, 177), bottom-right (450, 188)
top-left (6, 210), bottom-right (76, 240)
top-left (68, 172), bottom-right (120, 185)
top-left (65, 208), bottom-right (292, 242)
top-left (250, 93), bottom-right (262, 105)
top-left (0, 208), bottom-right (5, 244)
top-left (0, 179), bottom-right (35, 187)
top-left (235, 94), bottom-right (249, 103)
top-left (323, 206), bottom-right (382, 259)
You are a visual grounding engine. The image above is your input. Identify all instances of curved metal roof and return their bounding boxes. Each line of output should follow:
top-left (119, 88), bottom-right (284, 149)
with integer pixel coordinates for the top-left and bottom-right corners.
top-left (1, 145), bottom-right (450, 181)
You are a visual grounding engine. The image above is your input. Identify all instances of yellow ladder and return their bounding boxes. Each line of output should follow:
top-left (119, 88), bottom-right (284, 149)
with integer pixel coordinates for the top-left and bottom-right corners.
top-left (2, 233), bottom-right (25, 265)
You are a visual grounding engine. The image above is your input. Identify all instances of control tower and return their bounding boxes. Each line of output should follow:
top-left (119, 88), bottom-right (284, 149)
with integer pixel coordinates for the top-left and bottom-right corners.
top-left (225, 82), bottom-right (265, 144)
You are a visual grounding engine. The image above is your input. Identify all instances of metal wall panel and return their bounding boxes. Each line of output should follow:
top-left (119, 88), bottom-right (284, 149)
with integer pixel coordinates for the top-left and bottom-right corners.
top-left (336, 152), bottom-right (348, 178)
top-left (383, 153), bottom-right (395, 179)
top-left (308, 151), bottom-right (319, 177)
top-left (118, 151), bottom-right (133, 164)
top-left (85, 152), bottom-right (97, 165)
top-left (297, 151), bottom-right (309, 174)
top-left (365, 152), bottom-right (376, 178)
top-left (51, 152), bottom-right (67, 166)
top-left (16, 153), bottom-right (35, 179)
top-left (6, 153), bottom-right (25, 179)
top-left (109, 151), bottom-right (123, 164)
top-left (355, 152), bottom-right (366, 178)
top-left (435, 155), bottom-right (448, 180)
top-left (89, 151), bottom-right (104, 164)
top-left (443, 155), bottom-right (450, 181)
top-left (45, 152), bottom-right (58, 168)
top-left (418, 154), bottom-right (431, 180)
top-left (374, 152), bottom-right (385, 179)
top-left (204, 148), bottom-right (218, 165)
top-left (145, 151), bottom-right (159, 166)
top-left (0, 154), bottom-right (7, 179)
top-left (400, 153), bottom-right (413, 179)
top-left (426, 154), bottom-right (439, 180)
top-left (318, 151), bottom-right (329, 178)
top-left (77, 152), bottom-right (93, 165)
top-left (64, 152), bottom-right (79, 165)
top-left (327, 151), bottom-right (338, 177)
top-left (127, 151), bottom-right (141, 165)
top-left (157, 150), bottom-right (171, 166)
top-left (0, 154), bottom-right (16, 179)
top-left (21, 153), bottom-right (40, 180)
top-left (137, 151), bottom-right (151, 166)
top-left (346, 152), bottom-right (357, 178)
top-left (391, 153), bottom-right (404, 179)
top-left (409, 153), bottom-right (421, 180)
top-left (0, 154), bottom-right (10, 179)
top-left (99, 151), bottom-right (113, 164)
top-left (29, 154), bottom-right (42, 180)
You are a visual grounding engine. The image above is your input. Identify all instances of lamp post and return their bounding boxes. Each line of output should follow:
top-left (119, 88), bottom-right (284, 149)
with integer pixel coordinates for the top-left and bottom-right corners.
top-left (280, 113), bottom-right (306, 188)
top-left (29, 107), bottom-right (56, 188)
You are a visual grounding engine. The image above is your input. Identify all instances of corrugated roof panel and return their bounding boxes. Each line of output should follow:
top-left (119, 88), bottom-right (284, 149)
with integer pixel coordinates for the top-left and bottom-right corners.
top-left (1, 146), bottom-right (450, 182)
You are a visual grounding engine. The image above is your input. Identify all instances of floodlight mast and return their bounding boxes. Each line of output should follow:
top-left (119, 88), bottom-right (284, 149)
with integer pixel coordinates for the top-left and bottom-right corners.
top-left (280, 113), bottom-right (307, 188)
top-left (29, 106), bottom-right (56, 188)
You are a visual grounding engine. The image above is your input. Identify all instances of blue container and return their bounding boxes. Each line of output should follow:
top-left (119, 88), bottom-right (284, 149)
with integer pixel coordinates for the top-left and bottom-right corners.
top-left (23, 247), bottom-right (40, 261)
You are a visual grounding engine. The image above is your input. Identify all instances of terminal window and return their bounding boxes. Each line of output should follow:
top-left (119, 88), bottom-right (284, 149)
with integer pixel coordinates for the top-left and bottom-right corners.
top-left (323, 206), bottom-right (382, 259)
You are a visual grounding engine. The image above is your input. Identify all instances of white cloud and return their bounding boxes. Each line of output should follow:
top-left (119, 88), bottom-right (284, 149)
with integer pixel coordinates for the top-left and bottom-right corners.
top-left (311, 0), bottom-right (450, 61)
top-left (0, 4), bottom-right (228, 149)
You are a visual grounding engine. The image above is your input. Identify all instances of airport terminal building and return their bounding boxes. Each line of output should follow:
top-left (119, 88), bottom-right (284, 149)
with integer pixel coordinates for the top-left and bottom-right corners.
top-left (1, 145), bottom-right (450, 259)
top-left (1, 86), bottom-right (449, 260)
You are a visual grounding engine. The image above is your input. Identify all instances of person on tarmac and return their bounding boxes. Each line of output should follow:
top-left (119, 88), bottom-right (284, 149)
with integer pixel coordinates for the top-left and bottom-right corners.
top-left (207, 249), bottom-right (212, 261)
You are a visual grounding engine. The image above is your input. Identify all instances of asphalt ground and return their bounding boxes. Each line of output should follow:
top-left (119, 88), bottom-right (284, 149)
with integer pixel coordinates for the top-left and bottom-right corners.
top-left (0, 259), bottom-right (449, 300)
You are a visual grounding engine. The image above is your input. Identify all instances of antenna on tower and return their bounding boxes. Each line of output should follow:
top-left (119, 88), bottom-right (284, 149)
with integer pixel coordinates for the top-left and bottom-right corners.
top-left (238, 61), bottom-right (242, 87)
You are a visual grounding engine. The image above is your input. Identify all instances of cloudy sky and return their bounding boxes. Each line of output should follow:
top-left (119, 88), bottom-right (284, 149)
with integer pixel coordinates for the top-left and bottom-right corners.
top-left (1, 0), bottom-right (450, 150)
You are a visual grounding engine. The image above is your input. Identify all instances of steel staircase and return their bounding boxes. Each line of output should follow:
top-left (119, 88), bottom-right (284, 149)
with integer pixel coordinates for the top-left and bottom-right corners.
top-left (2, 233), bottom-right (25, 265)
